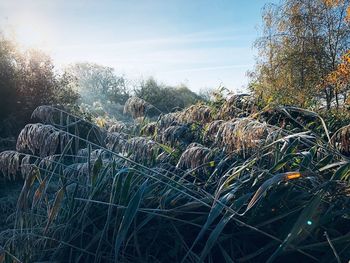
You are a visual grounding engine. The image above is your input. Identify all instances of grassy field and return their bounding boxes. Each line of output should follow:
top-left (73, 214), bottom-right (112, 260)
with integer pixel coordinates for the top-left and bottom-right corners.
top-left (0, 95), bottom-right (350, 262)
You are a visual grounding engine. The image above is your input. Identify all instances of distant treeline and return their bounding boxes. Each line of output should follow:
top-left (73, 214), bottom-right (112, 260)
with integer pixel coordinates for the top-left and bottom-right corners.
top-left (0, 34), bottom-right (206, 139)
top-left (2, 0), bottom-right (349, 140)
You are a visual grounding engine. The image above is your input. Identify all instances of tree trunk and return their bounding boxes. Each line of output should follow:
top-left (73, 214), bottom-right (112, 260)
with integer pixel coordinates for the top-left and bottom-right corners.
top-left (335, 90), bottom-right (339, 110)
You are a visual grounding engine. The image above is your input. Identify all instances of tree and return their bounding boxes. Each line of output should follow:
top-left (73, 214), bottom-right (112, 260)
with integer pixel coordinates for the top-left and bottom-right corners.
top-left (0, 34), bottom-right (79, 137)
top-left (0, 35), bottom-right (17, 123)
top-left (325, 49), bottom-right (350, 104)
top-left (134, 78), bottom-right (203, 115)
top-left (198, 87), bottom-right (214, 102)
top-left (13, 49), bottom-right (80, 124)
top-left (65, 63), bottom-right (130, 117)
top-left (250, 0), bottom-right (350, 109)
top-left (66, 63), bottom-right (130, 105)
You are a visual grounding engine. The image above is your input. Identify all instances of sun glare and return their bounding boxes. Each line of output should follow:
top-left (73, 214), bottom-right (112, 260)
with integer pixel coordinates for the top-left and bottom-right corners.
top-left (13, 14), bottom-right (53, 50)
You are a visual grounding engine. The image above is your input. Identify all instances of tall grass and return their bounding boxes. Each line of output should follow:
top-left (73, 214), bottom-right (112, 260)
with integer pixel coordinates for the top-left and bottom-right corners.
top-left (0, 96), bottom-right (350, 262)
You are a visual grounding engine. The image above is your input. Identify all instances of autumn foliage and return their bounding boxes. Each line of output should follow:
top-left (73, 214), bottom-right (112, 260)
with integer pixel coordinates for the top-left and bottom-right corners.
top-left (325, 50), bottom-right (350, 96)
top-left (250, 0), bottom-right (350, 110)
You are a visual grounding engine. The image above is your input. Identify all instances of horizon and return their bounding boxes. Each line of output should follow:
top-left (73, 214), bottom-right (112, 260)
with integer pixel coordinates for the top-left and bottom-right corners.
top-left (0, 0), bottom-right (276, 92)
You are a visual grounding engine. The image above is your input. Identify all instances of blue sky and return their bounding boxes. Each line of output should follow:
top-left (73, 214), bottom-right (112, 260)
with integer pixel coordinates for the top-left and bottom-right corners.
top-left (0, 0), bottom-right (274, 92)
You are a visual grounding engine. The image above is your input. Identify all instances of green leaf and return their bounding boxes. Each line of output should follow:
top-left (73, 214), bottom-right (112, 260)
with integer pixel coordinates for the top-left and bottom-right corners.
top-left (199, 212), bottom-right (234, 261)
top-left (332, 162), bottom-right (350, 181)
top-left (92, 155), bottom-right (103, 186)
top-left (182, 191), bottom-right (234, 262)
top-left (271, 153), bottom-right (297, 173)
top-left (267, 192), bottom-right (323, 262)
top-left (114, 180), bottom-right (148, 257)
top-left (157, 142), bottom-right (174, 155)
top-left (315, 155), bottom-right (333, 170)
top-left (300, 148), bottom-right (316, 171)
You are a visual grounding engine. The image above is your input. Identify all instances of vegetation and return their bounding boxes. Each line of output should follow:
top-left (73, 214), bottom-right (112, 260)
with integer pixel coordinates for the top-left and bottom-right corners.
top-left (249, 0), bottom-right (350, 109)
top-left (0, 37), bottom-right (206, 150)
top-left (0, 93), bottom-right (350, 262)
top-left (0, 34), bottom-right (79, 140)
top-left (135, 78), bottom-right (204, 115)
top-left (1, 0), bottom-right (350, 262)
top-left (64, 62), bottom-right (130, 119)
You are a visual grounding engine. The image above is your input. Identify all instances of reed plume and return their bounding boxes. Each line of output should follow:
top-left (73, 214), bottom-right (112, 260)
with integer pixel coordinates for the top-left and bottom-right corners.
top-left (31, 105), bottom-right (56, 123)
top-left (176, 143), bottom-right (214, 170)
top-left (124, 137), bottom-right (161, 165)
top-left (0, 151), bottom-right (21, 180)
top-left (108, 121), bottom-right (128, 133)
top-left (16, 124), bottom-right (70, 157)
top-left (216, 118), bottom-right (271, 154)
top-left (178, 104), bottom-right (212, 123)
top-left (331, 124), bottom-right (350, 155)
top-left (141, 122), bottom-right (157, 136)
top-left (123, 97), bottom-right (150, 119)
top-left (105, 132), bottom-right (128, 153)
top-left (157, 112), bottom-right (180, 129)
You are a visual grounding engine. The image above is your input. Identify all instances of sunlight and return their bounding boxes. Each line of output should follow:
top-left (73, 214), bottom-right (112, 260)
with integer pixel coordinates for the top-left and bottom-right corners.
top-left (0, 0), bottom-right (349, 261)
top-left (13, 15), bottom-right (52, 50)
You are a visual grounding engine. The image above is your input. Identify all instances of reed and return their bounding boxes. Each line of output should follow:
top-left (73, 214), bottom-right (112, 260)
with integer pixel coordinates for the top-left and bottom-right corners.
top-left (1, 97), bottom-right (350, 263)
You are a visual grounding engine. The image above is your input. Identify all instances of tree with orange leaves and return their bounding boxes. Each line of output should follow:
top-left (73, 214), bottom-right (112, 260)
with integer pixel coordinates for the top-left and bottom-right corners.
top-left (250, 0), bottom-right (350, 109)
top-left (324, 50), bottom-right (350, 105)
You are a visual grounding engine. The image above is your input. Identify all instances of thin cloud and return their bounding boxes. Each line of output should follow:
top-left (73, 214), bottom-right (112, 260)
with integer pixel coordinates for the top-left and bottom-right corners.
top-left (160, 64), bottom-right (253, 74)
top-left (42, 30), bottom-right (252, 52)
top-left (0, 0), bottom-right (266, 92)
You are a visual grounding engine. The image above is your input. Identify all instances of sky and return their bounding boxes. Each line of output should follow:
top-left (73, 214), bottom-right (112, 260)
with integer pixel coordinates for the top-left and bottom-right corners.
top-left (0, 0), bottom-right (274, 92)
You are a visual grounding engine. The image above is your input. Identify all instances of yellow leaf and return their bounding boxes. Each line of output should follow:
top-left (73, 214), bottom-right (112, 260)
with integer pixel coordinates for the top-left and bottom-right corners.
top-left (346, 6), bottom-right (350, 22)
top-left (285, 171), bottom-right (302, 180)
top-left (44, 187), bottom-right (65, 234)
top-left (33, 177), bottom-right (48, 207)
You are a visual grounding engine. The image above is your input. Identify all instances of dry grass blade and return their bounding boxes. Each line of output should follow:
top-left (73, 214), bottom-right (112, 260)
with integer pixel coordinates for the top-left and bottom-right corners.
top-left (17, 166), bottom-right (39, 211)
top-left (32, 176), bottom-right (48, 208)
top-left (0, 246), bottom-right (21, 263)
top-left (324, 231), bottom-right (341, 263)
top-left (44, 187), bottom-right (65, 234)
